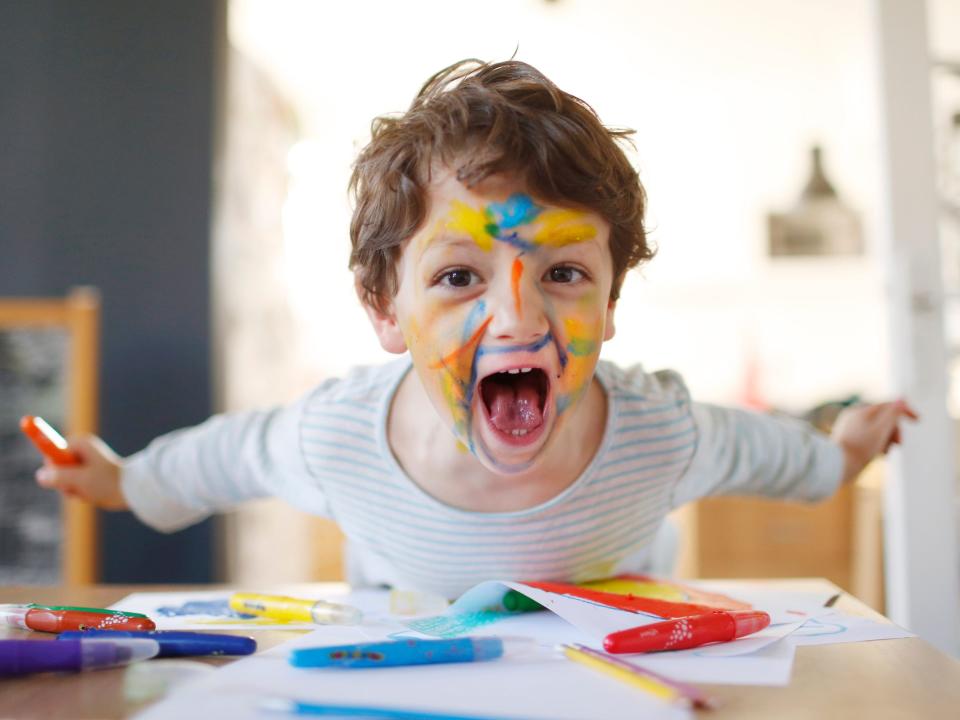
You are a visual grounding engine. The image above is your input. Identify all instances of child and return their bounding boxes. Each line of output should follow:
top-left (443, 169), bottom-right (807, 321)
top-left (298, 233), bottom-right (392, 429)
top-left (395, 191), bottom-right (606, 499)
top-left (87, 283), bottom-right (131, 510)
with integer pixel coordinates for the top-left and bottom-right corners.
top-left (36, 59), bottom-right (916, 598)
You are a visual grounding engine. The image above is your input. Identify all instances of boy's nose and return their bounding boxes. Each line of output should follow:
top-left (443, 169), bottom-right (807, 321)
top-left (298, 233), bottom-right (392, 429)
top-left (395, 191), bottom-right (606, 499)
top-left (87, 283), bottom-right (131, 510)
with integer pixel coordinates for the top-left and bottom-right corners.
top-left (486, 266), bottom-right (549, 344)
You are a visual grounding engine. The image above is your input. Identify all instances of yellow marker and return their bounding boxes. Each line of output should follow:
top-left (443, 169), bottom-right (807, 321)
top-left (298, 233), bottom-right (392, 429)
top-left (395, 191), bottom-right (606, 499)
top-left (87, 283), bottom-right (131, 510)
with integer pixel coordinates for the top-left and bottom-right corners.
top-left (229, 593), bottom-right (362, 625)
top-left (561, 644), bottom-right (683, 705)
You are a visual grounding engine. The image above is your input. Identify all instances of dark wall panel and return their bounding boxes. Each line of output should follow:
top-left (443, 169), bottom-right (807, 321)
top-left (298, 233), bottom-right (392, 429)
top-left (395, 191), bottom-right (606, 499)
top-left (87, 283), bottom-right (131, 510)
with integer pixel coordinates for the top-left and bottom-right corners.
top-left (0, 1), bottom-right (223, 582)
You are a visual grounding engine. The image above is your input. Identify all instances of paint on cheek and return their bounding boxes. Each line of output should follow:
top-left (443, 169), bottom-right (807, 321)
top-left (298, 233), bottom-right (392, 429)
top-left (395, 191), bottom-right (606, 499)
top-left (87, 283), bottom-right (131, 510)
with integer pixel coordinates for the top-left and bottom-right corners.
top-left (446, 200), bottom-right (495, 251)
top-left (533, 209), bottom-right (598, 248)
top-left (563, 316), bottom-right (599, 357)
top-left (511, 257), bottom-right (524, 318)
top-left (554, 315), bottom-right (603, 416)
top-left (428, 314), bottom-right (493, 443)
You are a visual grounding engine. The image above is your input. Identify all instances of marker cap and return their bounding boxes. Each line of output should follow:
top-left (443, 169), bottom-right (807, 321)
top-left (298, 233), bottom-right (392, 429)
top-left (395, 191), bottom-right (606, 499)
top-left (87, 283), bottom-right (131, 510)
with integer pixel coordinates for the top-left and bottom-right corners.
top-left (0, 638), bottom-right (159, 676)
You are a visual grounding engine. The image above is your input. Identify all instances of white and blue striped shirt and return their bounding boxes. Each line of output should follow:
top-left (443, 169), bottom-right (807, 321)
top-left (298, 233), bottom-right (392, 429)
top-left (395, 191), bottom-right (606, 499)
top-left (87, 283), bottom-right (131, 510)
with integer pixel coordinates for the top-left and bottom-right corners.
top-left (122, 358), bottom-right (842, 598)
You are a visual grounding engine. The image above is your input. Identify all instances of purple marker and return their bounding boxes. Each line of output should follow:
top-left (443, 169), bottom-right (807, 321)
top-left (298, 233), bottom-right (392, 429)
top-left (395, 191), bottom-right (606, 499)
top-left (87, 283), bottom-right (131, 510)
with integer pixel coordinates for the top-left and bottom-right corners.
top-left (0, 638), bottom-right (159, 676)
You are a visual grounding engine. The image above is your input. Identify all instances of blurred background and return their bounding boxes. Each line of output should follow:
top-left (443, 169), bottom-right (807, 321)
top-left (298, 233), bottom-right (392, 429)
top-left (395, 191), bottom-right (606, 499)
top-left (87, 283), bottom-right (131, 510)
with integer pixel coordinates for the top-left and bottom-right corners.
top-left (1, 0), bottom-right (958, 654)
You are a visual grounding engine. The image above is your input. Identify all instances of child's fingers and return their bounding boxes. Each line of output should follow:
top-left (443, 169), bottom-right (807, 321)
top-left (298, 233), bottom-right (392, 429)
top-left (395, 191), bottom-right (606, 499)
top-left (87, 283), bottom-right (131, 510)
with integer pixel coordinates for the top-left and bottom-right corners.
top-left (35, 465), bottom-right (85, 496)
top-left (894, 398), bottom-right (920, 421)
top-left (883, 426), bottom-right (901, 453)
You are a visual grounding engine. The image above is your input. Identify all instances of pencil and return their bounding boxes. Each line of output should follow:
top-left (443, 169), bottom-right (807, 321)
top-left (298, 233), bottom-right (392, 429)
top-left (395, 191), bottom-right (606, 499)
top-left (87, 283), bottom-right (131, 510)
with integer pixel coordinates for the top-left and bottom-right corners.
top-left (560, 644), bottom-right (715, 710)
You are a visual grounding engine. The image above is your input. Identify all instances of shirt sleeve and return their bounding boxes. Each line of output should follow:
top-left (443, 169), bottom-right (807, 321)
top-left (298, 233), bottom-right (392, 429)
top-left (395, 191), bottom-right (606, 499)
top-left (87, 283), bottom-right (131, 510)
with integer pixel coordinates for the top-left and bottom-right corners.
top-left (671, 402), bottom-right (844, 508)
top-left (120, 393), bottom-right (323, 533)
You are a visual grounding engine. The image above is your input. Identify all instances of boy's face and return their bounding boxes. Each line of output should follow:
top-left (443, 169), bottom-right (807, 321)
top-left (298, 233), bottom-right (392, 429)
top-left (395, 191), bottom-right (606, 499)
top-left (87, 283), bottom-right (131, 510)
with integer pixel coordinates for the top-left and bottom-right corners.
top-left (367, 168), bottom-right (617, 474)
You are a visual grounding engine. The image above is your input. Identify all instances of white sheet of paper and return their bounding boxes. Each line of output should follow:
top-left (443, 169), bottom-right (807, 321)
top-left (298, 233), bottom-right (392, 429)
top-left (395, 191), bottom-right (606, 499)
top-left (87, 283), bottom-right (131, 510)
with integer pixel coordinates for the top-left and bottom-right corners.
top-left (133, 628), bottom-right (691, 720)
top-left (787, 611), bottom-right (915, 646)
top-left (432, 580), bottom-right (817, 658)
top-left (626, 636), bottom-right (797, 686)
top-left (404, 598), bottom-right (798, 686)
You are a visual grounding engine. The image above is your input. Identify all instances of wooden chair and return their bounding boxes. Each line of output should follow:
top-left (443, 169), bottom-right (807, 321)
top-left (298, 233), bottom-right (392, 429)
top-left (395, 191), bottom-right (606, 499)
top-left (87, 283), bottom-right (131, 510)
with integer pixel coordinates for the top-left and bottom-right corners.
top-left (0, 287), bottom-right (100, 584)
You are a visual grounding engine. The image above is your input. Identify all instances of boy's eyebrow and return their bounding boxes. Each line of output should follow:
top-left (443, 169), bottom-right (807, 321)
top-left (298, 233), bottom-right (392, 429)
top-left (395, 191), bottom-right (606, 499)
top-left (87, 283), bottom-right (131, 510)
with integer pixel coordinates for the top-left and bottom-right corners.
top-left (420, 233), bottom-right (483, 254)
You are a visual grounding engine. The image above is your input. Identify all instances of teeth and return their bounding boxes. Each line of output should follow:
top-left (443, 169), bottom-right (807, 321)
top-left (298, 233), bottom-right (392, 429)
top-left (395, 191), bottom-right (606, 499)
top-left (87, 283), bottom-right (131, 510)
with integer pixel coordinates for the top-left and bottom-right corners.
top-left (507, 369), bottom-right (521, 374)
top-left (520, 367), bottom-right (532, 373)
top-left (510, 429), bottom-right (529, 437)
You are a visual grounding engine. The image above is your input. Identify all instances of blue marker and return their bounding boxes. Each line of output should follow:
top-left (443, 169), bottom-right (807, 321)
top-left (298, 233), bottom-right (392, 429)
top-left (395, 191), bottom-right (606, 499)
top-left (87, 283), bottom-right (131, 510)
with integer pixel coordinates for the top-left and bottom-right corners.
top-left (289, 636), bottom-right (535, 669)
top-left (261, 698), bottom-right (539, 720)
top-left (57, 630), bottom-right (256, 657)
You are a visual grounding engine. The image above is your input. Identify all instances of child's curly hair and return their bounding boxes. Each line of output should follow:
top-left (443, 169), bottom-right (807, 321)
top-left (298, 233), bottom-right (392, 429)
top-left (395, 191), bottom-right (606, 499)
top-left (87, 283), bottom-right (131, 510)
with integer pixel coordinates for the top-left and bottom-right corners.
top-left (349, 59), bottom-right (654, 314)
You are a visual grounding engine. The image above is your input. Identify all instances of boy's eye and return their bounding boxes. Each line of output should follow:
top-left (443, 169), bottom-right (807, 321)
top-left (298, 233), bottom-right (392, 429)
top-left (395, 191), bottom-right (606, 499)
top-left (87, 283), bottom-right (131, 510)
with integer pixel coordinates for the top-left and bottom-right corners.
top-left (546, 265), bottom-right (585, 284)
top-left (438, 268), bottom-right (478, 288)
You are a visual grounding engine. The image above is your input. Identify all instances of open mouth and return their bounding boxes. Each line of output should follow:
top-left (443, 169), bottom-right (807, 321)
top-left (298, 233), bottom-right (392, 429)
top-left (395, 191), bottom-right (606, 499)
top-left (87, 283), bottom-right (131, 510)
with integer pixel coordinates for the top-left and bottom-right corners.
top-left (479, 367), bottom-right (550, 442)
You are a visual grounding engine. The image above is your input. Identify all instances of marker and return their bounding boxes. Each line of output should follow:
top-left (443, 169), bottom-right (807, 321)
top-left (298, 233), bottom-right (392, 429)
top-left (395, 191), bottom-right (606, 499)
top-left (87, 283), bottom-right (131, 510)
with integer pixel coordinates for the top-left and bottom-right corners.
top-left (560, 644), bottom-right (715, 709)
top-left (229, 593), bottom-right (361, 626)
top-left (603, 610), bottom-right (770, 654)
top-left (260, 698), bottom-right (537, 720)
top-left (27, 604), bottom-right (150, 619)
top-left (289, 637), bottom-right (535, 669)
top-left (57, 630), bottom-right (256, 657)
top-left (0, 605), bottom-right (157, 633)
top-left (20, 415), bottom-right (81, 465)
top-left (0, 638), bottom-right (159, 677)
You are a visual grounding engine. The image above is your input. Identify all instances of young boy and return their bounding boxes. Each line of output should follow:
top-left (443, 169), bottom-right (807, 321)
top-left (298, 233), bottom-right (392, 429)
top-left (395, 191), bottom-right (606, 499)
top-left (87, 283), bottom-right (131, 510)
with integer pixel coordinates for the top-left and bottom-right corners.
top-left (37, 59), bottom-right (915, 599)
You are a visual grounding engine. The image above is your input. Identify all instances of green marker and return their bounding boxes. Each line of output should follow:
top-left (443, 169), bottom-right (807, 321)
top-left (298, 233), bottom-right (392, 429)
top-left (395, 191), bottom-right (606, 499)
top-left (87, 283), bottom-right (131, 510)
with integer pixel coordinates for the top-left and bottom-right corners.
top-left (502, 590), bottom-right (544, 613)
top-left (27, 604), bottom-right (150, 619)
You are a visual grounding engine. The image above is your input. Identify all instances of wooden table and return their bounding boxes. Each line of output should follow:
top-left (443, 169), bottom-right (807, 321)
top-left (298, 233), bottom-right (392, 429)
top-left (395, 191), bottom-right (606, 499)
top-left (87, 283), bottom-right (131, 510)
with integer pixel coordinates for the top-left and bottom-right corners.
top-left (1, 580), bottom-right (958, 719)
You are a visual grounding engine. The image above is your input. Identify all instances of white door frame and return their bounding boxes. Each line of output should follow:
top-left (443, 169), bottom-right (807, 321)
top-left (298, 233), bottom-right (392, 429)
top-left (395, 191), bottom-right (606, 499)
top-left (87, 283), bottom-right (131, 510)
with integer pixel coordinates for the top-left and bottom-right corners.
top-left (872, 0), bottom-right (959, 657)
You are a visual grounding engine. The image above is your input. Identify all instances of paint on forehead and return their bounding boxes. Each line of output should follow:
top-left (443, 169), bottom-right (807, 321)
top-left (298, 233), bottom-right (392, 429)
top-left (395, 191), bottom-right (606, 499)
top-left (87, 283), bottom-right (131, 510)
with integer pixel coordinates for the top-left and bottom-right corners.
top-left (445, 200), bottom-right (495, 251)
top-left (533, 209), bottom-right (598, 248)
top-left (443, 193), bottom-right (598, 254)
top-left (488, 193), bottom-right (541, 229)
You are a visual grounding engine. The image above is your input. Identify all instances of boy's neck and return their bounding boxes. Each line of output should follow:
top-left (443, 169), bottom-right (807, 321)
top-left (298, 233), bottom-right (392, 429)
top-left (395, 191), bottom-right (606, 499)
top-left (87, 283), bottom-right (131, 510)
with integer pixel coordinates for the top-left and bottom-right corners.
top-left (387, 364), bottom-right (608, 512)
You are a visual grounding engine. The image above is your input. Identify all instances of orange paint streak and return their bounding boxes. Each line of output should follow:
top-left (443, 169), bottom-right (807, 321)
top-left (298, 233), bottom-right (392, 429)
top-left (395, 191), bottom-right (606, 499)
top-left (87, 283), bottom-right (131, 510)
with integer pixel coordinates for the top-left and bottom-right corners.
top-left (428, 316), bottom-right (493, 370)
top-left (511, 257), bottom-right (524, 318)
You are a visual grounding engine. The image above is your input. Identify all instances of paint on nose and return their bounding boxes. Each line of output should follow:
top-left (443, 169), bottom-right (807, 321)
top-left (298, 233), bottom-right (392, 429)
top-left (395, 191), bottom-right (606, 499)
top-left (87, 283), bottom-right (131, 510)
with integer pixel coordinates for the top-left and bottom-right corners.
top-left (511, 257), bottom-right (524, 319)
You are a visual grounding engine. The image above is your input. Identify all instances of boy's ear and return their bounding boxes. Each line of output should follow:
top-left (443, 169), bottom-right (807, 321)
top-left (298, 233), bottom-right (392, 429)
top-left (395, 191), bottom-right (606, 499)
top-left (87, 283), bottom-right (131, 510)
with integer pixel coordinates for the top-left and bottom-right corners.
top-left (603, 299), bottom-right (617, 342)
top-left (356, 277), bottom-right (408, 354)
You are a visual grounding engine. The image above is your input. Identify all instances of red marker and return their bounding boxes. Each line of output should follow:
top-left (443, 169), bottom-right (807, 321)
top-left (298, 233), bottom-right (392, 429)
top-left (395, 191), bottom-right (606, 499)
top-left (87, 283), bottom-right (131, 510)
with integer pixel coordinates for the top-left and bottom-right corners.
top-left (20, 415), bottom-right (81, 465)
top-left (0, 606), bottom-right (156, 634)
top-left (603, 610), bottom-right (770, 654)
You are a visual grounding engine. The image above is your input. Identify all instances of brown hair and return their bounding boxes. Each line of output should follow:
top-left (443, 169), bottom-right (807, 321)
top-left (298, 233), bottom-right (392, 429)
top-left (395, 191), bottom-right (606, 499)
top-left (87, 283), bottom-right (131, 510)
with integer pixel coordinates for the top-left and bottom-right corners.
top-left (349, 59), bottom-right (654, 314)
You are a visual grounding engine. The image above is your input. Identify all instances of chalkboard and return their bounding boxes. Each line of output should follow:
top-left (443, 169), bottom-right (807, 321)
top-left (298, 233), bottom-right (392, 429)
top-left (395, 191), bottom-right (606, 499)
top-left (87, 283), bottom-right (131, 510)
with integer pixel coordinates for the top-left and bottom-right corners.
top-left (0, 328), bottom-right (69, 583)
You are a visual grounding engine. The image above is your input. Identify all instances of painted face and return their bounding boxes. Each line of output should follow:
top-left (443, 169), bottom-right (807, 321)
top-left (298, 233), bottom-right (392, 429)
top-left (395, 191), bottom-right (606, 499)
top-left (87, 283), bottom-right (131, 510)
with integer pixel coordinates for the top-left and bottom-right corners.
top-left (384, 169), bottom-right (616, 474)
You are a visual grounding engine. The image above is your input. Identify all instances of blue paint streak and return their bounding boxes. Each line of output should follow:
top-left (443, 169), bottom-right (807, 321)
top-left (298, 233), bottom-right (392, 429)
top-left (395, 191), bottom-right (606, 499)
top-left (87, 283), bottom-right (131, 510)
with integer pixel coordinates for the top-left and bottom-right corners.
top-left (488, 193), bottom-right (541, 229)
top-left (495, 231), bottom-right (537, 252)
top-left (480, 332), bottom-right (555, 356)
top-left (461, 300), bottom-right (487, 345)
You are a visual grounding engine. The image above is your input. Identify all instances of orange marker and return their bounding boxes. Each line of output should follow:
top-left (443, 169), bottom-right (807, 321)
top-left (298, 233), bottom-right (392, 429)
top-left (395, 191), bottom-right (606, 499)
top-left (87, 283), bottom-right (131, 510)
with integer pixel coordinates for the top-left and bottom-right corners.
top-left (20, 415), bottom-right (81, 465)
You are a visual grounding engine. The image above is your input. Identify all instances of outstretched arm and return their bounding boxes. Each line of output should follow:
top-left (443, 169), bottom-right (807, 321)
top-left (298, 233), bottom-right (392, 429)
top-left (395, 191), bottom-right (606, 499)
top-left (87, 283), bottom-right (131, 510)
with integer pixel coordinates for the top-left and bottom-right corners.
top-left (830, 399), bottom-right (919, 484)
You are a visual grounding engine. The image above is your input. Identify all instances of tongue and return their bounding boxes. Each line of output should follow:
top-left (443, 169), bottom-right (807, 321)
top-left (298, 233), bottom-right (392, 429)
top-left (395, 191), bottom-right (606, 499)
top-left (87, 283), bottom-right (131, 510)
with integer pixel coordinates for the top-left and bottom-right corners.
top-left (487, 384), bottom-right (543, 432)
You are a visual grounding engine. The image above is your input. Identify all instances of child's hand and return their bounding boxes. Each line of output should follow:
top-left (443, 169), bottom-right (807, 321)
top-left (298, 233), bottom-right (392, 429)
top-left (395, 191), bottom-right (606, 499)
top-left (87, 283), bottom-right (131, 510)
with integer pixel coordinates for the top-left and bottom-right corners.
top-left (830, 399), bottom-right (919, 483)
top-left (34, 435), bottom-right (128, 510)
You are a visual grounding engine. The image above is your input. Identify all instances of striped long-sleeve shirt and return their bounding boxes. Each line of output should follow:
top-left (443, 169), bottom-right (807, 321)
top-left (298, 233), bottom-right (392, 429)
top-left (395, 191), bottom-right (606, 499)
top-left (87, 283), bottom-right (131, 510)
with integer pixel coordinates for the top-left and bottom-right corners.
top-left (122, 358), bottom-right (842, 598)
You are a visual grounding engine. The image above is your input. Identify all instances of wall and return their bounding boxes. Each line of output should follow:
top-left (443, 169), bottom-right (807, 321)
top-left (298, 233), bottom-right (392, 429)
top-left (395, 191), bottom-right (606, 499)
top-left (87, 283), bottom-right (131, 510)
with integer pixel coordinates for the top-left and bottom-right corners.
top-left (231, 0), bottom-right (892, 413)
top-left (0, 1), bottom-right (223, 582)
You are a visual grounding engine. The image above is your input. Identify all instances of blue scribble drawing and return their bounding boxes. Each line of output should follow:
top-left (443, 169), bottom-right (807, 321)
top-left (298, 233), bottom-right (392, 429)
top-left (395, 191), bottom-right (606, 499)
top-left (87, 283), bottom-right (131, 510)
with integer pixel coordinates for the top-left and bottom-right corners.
top-left (156, 599), bottom-right (256, 619)
top-left (792, 618), bottom-right (846, 637)
top-left (405, 610), bottom-right (511, 638)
